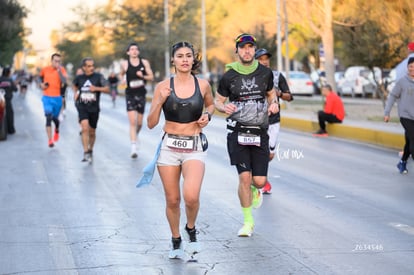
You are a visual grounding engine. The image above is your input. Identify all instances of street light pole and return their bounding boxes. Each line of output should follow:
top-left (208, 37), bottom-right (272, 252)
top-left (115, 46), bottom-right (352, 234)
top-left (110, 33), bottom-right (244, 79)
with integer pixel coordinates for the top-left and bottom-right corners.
top-left (283, 0), bottom-right (289, 75)
top-left (164, 0), bottom-right (170, 78)
top-left (276, 0), bottom-right (282, 72)
top-left (201, 0), bottom-right (208, 77)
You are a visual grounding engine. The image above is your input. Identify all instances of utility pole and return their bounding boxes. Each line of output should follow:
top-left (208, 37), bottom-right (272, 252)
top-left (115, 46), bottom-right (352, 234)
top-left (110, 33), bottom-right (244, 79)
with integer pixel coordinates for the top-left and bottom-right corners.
top-left (164, 0), bottom-right (170, 78)
top-left (283, 0), bottom-right (289, 76)
top-left (201, 0), bottom-right (208, 77)
top-left (276, 0), bottom-right (282, 72)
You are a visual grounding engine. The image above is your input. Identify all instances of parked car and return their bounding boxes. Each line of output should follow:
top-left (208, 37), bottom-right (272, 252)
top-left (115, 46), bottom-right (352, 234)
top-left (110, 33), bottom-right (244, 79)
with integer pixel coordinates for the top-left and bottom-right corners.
top-left (334, 71), bottom-right (345, 86)
top-left (310, 70), bottom-right (344, 93)
top-left (0, 89), bottom-right (7, 140)
top-left (383, 68), bottom-right (396, 94)
top-left (284, 71), bottom-right (314, 96)
top-left (337, 66), bottom-right (381, 98)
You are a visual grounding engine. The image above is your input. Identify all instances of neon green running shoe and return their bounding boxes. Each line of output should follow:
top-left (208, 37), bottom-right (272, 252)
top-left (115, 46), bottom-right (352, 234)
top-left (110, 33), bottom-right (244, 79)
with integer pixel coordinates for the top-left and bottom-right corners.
top-left (237, 223), bottom-right (254, 237)
top-left (251, 185), bottom-right (263, 209)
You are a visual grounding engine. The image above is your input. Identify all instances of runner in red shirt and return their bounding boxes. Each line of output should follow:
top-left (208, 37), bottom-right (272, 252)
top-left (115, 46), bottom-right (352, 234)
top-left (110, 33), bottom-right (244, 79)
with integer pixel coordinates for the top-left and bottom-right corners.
top-left (39, 53), bottom-right (67, 147)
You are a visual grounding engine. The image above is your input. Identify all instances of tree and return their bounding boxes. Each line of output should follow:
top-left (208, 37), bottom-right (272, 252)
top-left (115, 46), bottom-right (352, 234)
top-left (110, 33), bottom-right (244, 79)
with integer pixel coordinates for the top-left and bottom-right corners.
top-left (286, 0), bottom-right (336, 89)
top-left (55, 4), bottom-right (116, 72)
top-left (334, 0), bottom-right (413, 69)
top-left (49, 0), bottom-right (414, 84)
top-left (0, 0), bottom-right (27, 66)
top-left (105, 0), bottom-right (199, 78)
top-left (335, 0), bottom-right (414, 104)
top-left (336, 20), bottom-right (406, 103)
top-left (56, 37), bottom-right (94, 71)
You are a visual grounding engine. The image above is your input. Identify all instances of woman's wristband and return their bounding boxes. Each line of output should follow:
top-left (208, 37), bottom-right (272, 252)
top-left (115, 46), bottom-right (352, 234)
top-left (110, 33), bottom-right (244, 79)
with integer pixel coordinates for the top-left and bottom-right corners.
top-left (204, 111), bottom-right (212, 121)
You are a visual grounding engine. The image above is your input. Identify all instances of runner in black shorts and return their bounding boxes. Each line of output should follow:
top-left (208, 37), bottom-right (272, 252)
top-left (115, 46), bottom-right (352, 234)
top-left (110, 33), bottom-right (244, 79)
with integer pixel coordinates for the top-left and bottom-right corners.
top-left (215, 33), bottom-right (279, 237)
top-left (255, 48), bottom-right (293, 194)
top-left (73, 57), bottom-right (109, 162)
top-left (121, 42), bottom-right (154, 158)
top-left (126, 94), bottom-right (146, 113)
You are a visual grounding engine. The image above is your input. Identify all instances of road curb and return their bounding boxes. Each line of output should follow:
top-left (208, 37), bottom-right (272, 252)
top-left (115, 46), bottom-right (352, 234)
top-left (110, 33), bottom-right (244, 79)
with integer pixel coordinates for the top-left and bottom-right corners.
top-left (280, 116), bottom-right (404, 150)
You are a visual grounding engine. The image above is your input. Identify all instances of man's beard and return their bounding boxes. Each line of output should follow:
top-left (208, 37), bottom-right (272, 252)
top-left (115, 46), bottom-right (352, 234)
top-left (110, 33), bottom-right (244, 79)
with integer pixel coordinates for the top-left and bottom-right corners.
top-left (240, 56), bottom-right (253, 65)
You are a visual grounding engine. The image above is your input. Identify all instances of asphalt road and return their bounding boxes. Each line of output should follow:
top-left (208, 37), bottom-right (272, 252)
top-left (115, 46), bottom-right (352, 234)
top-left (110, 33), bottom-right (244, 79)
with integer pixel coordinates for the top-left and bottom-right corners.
top-left (0, 86), bottom-right (413, 275)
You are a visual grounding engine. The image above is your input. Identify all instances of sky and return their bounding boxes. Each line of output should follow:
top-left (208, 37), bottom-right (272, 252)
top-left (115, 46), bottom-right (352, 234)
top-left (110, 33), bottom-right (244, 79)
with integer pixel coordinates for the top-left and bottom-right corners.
top-left (19, 0), bottom-right (108, 52)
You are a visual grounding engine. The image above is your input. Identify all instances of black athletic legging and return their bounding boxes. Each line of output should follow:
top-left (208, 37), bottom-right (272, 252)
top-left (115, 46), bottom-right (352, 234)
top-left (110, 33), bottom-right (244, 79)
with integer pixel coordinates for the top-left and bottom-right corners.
top-left (400, 117), bottom-right (414, 161)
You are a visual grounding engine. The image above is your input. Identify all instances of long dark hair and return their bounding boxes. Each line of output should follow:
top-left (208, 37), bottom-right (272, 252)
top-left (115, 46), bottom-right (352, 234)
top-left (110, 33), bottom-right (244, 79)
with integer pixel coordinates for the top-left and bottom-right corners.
top-left (2, 67), bottom-right (11, 77)
top-left (171, 41), bottom-right (201, 74)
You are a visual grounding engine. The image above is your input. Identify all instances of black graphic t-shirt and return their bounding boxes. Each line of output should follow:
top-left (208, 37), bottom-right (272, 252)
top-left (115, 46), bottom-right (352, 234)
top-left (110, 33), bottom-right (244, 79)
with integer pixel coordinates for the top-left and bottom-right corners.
top-left (217, 64), bottom-right (274, 126)
top-left (73, 72), bottom-right (108, 112)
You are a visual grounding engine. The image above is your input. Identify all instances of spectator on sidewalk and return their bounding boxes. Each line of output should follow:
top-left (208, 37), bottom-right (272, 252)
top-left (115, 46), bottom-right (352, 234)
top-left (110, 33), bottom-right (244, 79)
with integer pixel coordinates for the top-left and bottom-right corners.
top-left (384, 57), bottom-right (414, 174)
top-left (313, 84), bottom-right (345, 137)
top-left (0, 67), bottom-right (18, 134)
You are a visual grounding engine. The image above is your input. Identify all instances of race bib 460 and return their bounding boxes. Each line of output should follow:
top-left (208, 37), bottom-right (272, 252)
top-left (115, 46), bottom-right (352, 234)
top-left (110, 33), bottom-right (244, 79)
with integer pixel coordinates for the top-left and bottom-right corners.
top-left (166, 135), bottom-right (195, 151)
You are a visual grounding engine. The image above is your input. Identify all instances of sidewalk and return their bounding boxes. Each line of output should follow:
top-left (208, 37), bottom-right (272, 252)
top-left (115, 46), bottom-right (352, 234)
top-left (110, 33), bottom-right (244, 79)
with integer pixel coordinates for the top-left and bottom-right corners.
top-left (280, 96), bottom-right (404, 150)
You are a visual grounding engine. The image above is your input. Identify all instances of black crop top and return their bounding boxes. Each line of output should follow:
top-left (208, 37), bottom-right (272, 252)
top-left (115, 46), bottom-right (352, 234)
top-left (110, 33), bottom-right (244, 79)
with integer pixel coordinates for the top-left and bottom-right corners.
top-left (162, 76), bottom-right (204, 123)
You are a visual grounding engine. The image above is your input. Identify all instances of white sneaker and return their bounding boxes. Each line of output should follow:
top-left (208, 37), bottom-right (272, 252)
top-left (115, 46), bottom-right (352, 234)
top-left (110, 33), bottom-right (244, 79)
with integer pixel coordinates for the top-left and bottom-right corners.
top-left (169, 238), bottom-right (184, 259)
top-left (237, 223), bottom-right (254, 237)
top-left (185, 242), bottom-right (201, 254)
top-left (131, 143), bottom-right (137, 159)
top-left (184, 226), bottom-right (201, 253)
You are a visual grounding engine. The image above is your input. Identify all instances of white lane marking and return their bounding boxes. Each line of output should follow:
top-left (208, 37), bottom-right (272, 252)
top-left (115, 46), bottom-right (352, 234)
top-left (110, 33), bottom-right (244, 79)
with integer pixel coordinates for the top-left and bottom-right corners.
top-left (48, 225), bottom-right (79, 274)
top-left (389, 222), bottom-right (414, 236)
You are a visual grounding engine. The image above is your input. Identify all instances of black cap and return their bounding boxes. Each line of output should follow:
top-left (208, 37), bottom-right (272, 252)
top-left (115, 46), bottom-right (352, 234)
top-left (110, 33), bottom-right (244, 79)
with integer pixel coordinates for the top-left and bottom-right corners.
top-left (235, 33), bottom-right (257, 48)
top-left (255, 48), bottom-right (272, 59)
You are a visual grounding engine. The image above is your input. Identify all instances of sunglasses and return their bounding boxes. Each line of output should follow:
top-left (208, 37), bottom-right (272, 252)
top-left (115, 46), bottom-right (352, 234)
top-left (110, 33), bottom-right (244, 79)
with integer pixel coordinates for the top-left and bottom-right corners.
top-left (235, 34), bottom-right (257, 44)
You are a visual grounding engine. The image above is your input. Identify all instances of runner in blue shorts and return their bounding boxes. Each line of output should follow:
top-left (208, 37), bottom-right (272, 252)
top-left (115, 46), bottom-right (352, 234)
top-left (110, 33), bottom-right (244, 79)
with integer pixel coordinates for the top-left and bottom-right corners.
top-left (39, 53), bottom-right (67, 147)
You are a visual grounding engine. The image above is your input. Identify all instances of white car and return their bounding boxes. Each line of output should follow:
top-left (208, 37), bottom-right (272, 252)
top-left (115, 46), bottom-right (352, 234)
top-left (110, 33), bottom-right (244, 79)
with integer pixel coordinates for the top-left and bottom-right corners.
top-left (334, 71), bottom-right (345, 86)
top-left (284, 71), bottom-right (314, 96)
top-left (337, 66), bottom-right (381, 97)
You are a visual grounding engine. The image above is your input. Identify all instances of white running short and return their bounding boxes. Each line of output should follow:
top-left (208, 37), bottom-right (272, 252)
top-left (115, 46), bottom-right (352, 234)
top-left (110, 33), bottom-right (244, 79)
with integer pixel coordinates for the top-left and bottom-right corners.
top-left (157, 134), bottom-right (206, 166)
